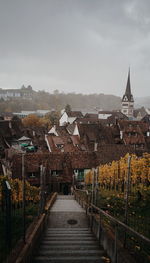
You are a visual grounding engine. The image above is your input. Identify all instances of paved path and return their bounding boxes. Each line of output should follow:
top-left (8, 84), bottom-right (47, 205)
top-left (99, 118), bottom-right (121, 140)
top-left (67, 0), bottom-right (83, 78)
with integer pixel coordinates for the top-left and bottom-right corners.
top-left (48, 195), bottom-right (88, 228)
top-left (50, 195), bottom-right (84, 212)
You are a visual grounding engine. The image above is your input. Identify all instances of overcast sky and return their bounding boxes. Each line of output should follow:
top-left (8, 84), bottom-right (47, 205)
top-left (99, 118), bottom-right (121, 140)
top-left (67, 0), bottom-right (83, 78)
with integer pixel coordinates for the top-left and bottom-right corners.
top-left (0, 0), bottom-right (150, 97)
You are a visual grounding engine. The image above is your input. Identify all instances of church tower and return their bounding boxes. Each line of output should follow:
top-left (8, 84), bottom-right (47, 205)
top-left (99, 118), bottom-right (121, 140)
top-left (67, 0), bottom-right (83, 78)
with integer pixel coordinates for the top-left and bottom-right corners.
top-left (121, 69), bottom-right (134, 118)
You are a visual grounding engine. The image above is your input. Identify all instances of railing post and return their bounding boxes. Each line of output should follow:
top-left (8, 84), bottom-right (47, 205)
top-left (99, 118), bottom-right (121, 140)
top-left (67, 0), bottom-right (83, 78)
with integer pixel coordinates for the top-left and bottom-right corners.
top-left (98, 210), bottom-right (102, 241)
top-left (86, 193), bottom-right (88, 215)
top-left (90, 205), bottom-right (93, 230)
top-left (114, 224), bottom-right (118, 263)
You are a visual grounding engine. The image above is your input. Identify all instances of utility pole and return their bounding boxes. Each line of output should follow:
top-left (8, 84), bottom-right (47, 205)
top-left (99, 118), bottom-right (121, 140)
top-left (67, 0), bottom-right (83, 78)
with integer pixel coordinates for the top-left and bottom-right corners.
top-left (124, 155), bottom-right (131, 247)
top-left (22, 153), bottom-right (26, 243)
top-left (39, 165), bottom-right (45, 214)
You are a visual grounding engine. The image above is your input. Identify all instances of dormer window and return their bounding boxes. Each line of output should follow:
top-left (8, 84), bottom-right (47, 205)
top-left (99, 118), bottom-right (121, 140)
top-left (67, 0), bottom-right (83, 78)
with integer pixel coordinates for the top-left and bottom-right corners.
top-left (56, 144), bottom-right (63, 148)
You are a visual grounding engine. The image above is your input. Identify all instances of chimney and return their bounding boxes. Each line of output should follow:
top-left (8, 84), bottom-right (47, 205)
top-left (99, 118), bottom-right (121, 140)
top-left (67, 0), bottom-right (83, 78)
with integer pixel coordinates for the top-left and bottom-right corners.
top-left (9, 121), bottom-right (12, 129)
top-left (120, 131), bottom-right (123, 139)
top-left (94, 142), bottom-right (98, 151)
top-left (115, 117), bottom-right (118, 125)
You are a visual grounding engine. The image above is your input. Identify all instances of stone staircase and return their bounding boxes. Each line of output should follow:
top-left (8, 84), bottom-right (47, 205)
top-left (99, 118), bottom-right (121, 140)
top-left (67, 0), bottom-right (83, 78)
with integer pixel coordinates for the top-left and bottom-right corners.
top-left (33, 195), bottom-right (110, 263)
top-left (33, 228), bottom-right (109, 263)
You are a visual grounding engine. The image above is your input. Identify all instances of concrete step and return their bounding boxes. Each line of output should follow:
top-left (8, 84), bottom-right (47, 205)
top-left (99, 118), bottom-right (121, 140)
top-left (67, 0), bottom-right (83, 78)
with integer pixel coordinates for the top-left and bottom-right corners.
top-left (46, 231), bottom-right (91, 233)
top-left (33, 255), bottom-right (105, 263)
top-left (33, 196), bottom-right (110, 263)
top-left (36, 250), bottom-right (104, 256)
top-left (40, 245), bottom-right (100, 251)
top-left (41, 240), bottom-right (99, 245)
top-left (43, 237), bottom-right (96, 241)
top-left (46, 231), bottom-right (91, 234)
top-left (47, 227), bottom-right (90, 232)
top-left (45, 233), bottom-right (93, 236)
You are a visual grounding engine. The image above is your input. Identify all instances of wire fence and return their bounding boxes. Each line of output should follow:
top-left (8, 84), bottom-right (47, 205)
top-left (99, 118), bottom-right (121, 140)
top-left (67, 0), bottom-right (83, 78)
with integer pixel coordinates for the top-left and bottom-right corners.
top-left (0, 176), bottom-right (49, 263)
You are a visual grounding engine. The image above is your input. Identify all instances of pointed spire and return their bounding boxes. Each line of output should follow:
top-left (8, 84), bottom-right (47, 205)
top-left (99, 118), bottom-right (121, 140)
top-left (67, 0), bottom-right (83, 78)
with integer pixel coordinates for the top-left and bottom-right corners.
top-left (125, 68), bottom-right (131, 97)
top-left (122, 68), bottom-right (134, 102)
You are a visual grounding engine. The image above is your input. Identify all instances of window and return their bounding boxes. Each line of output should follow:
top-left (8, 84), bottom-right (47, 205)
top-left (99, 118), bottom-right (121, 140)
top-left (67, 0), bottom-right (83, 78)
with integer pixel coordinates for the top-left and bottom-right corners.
top-left (56, 144), bottom-right (63, 148)
top-left (28, 172), bottom-right (38, 178)
top-left (51, 170), bottom-right (58, 176)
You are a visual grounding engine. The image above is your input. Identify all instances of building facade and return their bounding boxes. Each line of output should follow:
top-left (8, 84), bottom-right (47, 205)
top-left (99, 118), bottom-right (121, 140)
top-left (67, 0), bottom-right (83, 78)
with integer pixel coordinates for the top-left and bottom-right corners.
top-left (0, 86), bottom-right (33, 101)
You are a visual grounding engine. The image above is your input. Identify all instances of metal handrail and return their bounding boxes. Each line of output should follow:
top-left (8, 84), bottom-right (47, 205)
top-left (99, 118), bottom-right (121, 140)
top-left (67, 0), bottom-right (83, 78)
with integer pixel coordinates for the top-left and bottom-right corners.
top-left (74, 186), bottom-right (89, 195)
top-left (74, 188), bottom-right (150, 263)
top-left (91, 203), bottom-right (150, 244)
top-left (74, 189), bottom-right (150, 245)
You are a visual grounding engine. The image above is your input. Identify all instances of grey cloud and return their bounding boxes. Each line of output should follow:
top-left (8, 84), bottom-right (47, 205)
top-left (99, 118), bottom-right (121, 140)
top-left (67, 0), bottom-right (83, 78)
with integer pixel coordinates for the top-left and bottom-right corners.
top-left (0, 0), bottom-right (150, 96)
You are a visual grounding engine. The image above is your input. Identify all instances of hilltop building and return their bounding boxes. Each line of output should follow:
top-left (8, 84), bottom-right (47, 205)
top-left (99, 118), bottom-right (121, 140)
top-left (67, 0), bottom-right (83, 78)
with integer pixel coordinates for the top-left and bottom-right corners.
top-left (0, 85), bottom-right (33, 101)
top-left (121, 70), bottom-right (134, 118)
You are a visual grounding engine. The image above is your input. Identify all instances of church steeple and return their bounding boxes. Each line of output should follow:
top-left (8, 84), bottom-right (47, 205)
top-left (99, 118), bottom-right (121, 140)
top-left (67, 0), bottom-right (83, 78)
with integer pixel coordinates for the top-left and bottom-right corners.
top-left (121, 69), bottom-right (134, 118)
top-left (122, 69), bottom-right (134, 103)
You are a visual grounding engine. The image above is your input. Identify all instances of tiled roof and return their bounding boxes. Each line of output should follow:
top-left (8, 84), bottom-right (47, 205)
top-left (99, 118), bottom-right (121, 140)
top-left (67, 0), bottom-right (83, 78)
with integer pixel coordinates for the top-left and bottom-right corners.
top-left (67, 111), bottom-right (83, 117)
top-left (118, 120), bottom-right (150, 146)
top-left (74, 117), bottom-right (99, 124)
top-left (133, 107), bottom-right (147, 118)
top-left (70, 135), bottom-right (80, 146)
top-left (46, 134), bottom-right (84, 153)
top-left (142, 114), bottom-right (150, 123)
top-left (0, 120), bottom-right (23, 139)
top-left (11, 144), bottom-right (136, 180)
top-left (84, 113), bottom-right (98, 118)
top-left (52, 136), bottom-right (64, 145)
top-left (56, 126), bottom-right (69, 136)
top-left (77, 123), bottom-right (116, 144)
top-left (66, 123), bottom-right (75, 134)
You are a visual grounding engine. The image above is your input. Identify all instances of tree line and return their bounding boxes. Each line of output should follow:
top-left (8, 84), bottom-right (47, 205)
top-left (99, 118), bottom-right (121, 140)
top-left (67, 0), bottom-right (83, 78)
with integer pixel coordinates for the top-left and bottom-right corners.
top-left (0, 89), bottom-right (121, 112)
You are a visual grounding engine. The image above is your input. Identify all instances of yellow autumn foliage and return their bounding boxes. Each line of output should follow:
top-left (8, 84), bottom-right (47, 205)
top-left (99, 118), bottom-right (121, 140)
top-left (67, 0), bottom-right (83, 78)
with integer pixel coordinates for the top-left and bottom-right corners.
top-left (0, 176), bottom-right (40, 203)
top-left (85, 153), bottom-right (150, 187)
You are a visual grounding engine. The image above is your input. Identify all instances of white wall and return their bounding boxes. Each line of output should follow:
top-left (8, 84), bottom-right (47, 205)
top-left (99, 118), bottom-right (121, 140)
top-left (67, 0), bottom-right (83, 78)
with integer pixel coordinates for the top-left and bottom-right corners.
top-left (59, 112), bottom-right (68, 126)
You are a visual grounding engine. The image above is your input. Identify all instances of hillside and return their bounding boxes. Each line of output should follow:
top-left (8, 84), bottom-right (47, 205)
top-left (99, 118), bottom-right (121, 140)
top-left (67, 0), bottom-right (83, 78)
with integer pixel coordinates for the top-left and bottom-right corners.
top-left (0, 90), bottom-right (121, 112)
top-left (0, 89), bottom-right (149, 113)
